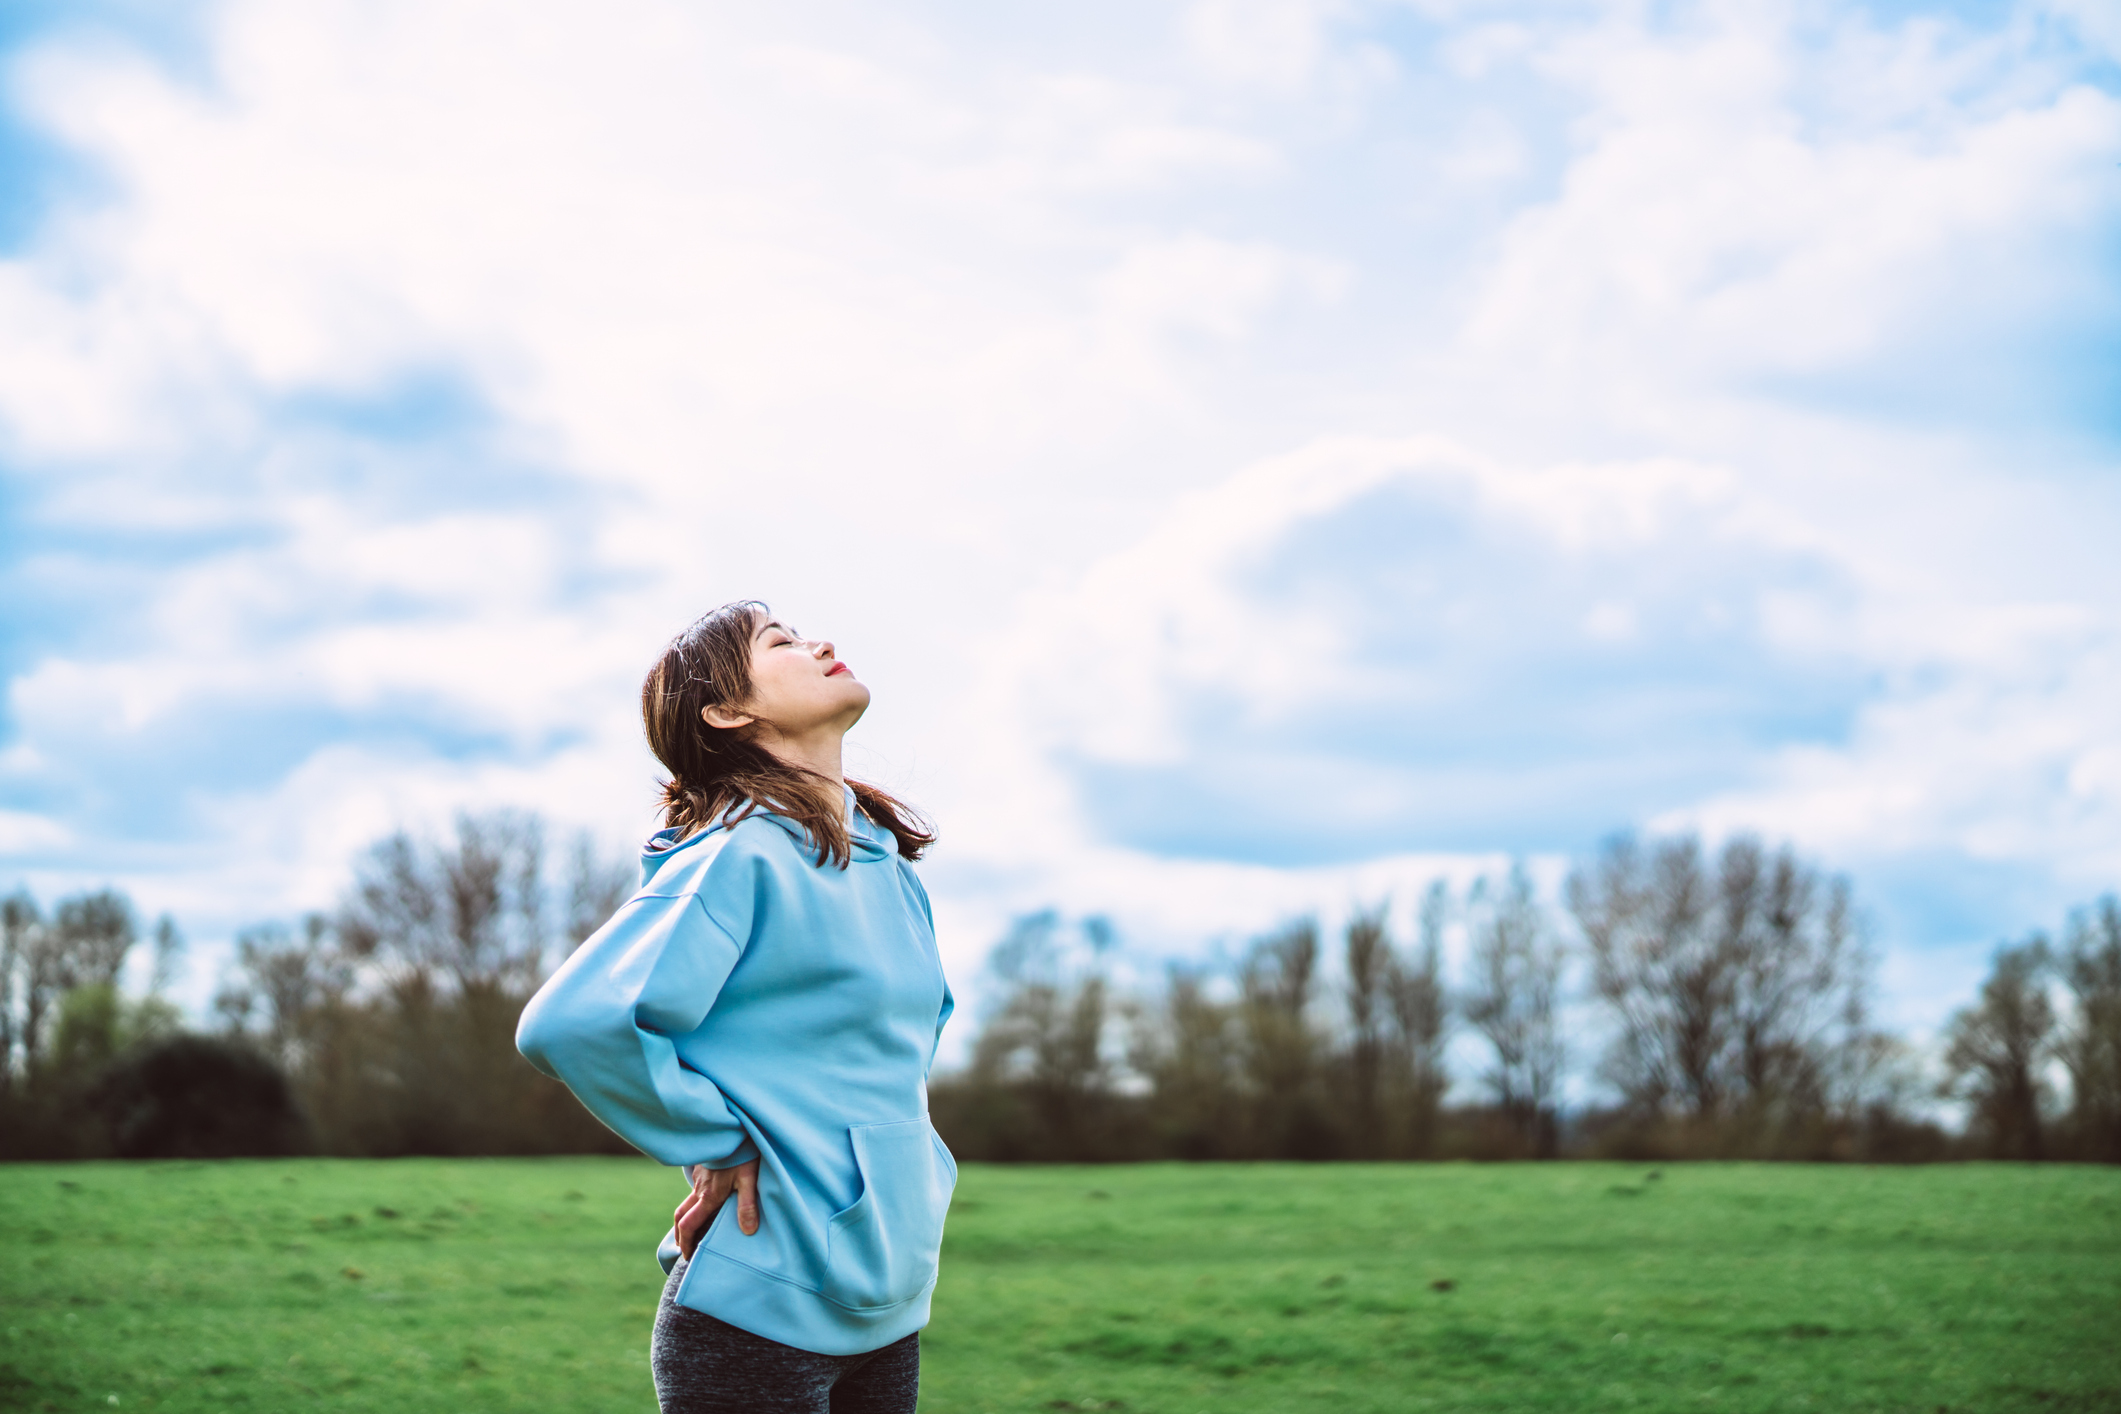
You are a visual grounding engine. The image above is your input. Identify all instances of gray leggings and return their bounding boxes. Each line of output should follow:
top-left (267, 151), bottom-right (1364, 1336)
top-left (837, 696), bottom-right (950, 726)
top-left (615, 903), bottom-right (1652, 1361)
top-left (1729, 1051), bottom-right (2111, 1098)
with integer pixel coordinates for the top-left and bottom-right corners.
top-left (651, 1258), bottom-right (921, 1414)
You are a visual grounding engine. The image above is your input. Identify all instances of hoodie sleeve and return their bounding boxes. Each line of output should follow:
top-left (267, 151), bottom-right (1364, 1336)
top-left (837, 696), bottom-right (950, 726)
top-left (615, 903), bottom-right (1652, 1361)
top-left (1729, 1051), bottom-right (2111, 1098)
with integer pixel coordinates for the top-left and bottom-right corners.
top-left (929, 974), bottom-right (955, 1078)
top-left (903, 865), bottom-right (954, 1077)
top-left (516, 883), bottom-right (761, 1170)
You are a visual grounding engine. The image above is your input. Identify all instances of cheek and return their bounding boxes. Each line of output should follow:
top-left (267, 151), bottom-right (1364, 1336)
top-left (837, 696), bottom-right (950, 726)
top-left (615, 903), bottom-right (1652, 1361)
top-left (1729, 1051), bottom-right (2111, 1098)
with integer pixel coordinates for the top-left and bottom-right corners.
top-left (750, 655), bottom-right (819, 717)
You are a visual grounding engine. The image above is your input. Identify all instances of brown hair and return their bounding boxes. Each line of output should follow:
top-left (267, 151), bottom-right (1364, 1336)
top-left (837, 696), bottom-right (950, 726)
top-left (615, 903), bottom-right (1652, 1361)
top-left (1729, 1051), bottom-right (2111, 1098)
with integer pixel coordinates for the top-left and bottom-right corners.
top-left (641, 601), bottom-right (935, 868)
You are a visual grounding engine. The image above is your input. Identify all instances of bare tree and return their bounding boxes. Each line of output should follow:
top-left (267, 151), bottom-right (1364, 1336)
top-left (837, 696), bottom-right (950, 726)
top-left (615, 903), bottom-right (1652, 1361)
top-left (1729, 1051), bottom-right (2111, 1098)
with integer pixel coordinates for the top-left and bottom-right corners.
top-left (1240, 918), bottom-right (1334, 1157)
top-left (16, 899), bottom-right (66, 1082)
top-left (2056, 897), bottom-right (2121, 1162)
top-left (1721, 838), bottom-right (1865, 1127)
top-left (1463, 865), bottom-right (1565, 1156)
top-left (317, 810), bottom-right (627, 1155)
top-left (216, 915), bottom-right (355, 1074)
top-left (148, 915), bottom-right (185, 996)
top-left (2, 888), bottom-right (184, 1140)
top-left (339, 811), bottom-right (547, 994)
top-left (31, 892), bottom-right (142, 1082)
top-left (0, 890), bottom-right (35, 1091)
top-left (1128, 965), bottom-right (1242, 1159)
top-left (0, 889), bottom-right (142, 1085)
top-left (1343, 904), bottom-right (1391, 1156)
top-left (972, 913), bottom-right (1110, 1111)
top-left (50, 890), bottom-right (138, 992)
top-left (563, 832), bottom-right (637, 951)
top-left (1568, 835), bottom-right (1722, 1117)
top-left (1941, 939), bottom-right (2055, 1160)
top-left (1568, 833), bottom-right (1865, 1145)
top-left (961, 911), bottom-right (1120, 1159)
top-left (973, 975), bottom-right (1111, 1147)
top-left (1381, 882), bottom-right (1449, 1157)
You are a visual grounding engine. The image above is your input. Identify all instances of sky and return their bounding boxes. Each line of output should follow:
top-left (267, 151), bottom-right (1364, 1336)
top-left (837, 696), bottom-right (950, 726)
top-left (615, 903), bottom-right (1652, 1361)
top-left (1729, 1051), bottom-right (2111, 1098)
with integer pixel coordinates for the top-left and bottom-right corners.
top-left (1, 0), bottom-right (2117, 1061)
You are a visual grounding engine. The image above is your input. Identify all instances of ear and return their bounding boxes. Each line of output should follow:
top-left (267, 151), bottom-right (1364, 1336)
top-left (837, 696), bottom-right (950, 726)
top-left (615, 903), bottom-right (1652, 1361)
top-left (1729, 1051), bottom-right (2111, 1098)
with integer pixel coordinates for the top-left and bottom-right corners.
top-left (702, 703), bottom-right (755, 731)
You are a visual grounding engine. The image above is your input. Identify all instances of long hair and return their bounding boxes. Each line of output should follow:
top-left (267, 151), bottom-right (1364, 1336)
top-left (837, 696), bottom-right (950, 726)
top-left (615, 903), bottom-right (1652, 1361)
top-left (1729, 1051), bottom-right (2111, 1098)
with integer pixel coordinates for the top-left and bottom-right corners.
top-left (641, 601), bottom-right (934, 868)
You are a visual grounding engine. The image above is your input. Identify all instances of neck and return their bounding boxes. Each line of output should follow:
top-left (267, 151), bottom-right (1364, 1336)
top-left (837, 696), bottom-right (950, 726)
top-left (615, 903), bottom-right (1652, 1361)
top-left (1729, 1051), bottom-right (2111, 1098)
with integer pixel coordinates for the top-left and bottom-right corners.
top-left (758, 727), bottom-right (847, 800)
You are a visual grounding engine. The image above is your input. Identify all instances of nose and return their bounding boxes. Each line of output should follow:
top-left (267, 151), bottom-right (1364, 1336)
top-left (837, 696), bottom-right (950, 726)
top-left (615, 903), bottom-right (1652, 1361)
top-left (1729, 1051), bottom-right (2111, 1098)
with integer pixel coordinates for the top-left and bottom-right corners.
top-left (813, 639), bottom-right (836, 660)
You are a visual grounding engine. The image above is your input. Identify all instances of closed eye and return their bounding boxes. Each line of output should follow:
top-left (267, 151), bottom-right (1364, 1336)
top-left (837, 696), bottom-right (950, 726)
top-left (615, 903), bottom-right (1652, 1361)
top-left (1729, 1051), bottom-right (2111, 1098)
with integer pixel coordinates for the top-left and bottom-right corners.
top-left (755, 618), bottom-right (804, 650)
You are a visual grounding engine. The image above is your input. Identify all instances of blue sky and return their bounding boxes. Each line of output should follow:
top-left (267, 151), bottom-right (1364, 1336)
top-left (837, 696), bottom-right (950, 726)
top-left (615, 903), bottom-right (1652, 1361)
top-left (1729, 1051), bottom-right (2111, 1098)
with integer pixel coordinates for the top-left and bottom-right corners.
top-left (1, 0), bottom-right (2118, 1051)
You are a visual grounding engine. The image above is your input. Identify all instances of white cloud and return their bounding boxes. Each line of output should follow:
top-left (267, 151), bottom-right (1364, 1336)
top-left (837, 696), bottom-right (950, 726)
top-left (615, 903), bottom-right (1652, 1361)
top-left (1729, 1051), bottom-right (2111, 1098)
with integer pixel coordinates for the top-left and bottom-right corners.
top-left (1098, 234), bottom-right (1346, 340)
top-left (2045, 0), bottom-right (2121, 64)
top-left (1183, 0), bottom-right (1346, 90)
top-left (1675, 617), bottom-right (2121, 890)
top-left (1461, 11), bottom-right (2121, 427)
top-left (992, 434), bottom-right (1842, 776)
top-left (0, 809), bottom-right (71, 853)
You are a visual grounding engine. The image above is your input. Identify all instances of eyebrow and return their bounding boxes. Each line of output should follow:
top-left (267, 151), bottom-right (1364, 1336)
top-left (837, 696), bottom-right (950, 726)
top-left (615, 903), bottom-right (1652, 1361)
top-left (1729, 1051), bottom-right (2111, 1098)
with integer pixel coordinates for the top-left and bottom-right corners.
top-left (754, 620), bottom-right (795, 641)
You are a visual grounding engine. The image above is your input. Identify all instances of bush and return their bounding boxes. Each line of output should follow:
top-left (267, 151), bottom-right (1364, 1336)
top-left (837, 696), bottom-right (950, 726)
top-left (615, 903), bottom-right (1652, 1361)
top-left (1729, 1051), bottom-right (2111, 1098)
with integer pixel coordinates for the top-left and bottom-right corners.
top-left (91, 1034), bottom-right (310, 1158)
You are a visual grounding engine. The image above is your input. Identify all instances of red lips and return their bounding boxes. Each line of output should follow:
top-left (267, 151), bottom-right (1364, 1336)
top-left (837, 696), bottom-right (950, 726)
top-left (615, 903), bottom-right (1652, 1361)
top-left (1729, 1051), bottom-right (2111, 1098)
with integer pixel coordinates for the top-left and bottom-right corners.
top-left (826, 662), bottom-right (851, 677)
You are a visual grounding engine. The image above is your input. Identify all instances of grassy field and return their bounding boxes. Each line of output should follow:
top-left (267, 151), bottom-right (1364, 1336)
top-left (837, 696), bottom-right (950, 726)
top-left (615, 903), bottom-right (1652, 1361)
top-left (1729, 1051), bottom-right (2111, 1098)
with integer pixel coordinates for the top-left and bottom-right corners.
top-left (2, 1159), bottom-right (2116, 1413)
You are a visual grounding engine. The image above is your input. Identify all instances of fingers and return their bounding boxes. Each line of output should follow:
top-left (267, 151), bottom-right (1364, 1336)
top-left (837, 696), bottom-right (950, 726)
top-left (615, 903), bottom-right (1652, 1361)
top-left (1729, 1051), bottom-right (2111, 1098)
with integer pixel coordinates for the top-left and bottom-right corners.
top-left (674, 1166), bottom-right (707, 1257)
top-left (674, 1193), bottom-right (703, 1260)
top-left (734, 1161), bottom-right (760, 1236)
top-left (672, 1159), bottom-right (763, 1257)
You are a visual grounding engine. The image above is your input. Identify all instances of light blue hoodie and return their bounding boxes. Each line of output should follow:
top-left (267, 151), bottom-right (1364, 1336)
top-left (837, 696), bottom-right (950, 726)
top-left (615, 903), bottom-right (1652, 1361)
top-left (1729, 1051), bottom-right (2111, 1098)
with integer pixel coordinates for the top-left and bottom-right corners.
top-left (515, 794), bottom-right (956, 1356)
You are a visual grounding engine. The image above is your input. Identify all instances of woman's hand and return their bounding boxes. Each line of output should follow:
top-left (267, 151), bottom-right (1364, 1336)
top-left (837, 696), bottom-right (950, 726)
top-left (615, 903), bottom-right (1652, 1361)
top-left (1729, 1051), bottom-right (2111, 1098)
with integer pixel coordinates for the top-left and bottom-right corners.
top-left (674, 1159), bottom-right (761, 1259)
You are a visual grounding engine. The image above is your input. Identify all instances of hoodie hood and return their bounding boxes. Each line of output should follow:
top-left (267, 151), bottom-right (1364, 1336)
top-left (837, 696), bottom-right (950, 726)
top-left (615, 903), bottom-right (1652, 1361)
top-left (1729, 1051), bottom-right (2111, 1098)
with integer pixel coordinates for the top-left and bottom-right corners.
top-left (641, 787), bottom-right (892, 877)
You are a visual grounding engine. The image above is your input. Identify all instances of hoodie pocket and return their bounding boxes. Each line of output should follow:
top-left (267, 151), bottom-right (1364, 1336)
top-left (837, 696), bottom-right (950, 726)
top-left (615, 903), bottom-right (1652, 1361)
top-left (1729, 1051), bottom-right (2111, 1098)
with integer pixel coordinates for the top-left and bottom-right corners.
top-left (822, 1118), bottom-right (956, 1310)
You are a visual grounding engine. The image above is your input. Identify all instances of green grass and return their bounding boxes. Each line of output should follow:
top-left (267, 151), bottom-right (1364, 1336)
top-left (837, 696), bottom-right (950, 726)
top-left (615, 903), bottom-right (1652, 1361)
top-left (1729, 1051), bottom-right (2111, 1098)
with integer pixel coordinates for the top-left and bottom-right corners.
top-left (2, 1160), bottom-right (2117, 1412)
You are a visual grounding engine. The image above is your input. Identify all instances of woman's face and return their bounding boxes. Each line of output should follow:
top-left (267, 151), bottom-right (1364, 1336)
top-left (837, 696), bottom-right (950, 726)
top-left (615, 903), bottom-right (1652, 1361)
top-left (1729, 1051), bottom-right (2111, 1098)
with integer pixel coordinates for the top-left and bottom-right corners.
top-left (709, 612), bottom-right (870, 741)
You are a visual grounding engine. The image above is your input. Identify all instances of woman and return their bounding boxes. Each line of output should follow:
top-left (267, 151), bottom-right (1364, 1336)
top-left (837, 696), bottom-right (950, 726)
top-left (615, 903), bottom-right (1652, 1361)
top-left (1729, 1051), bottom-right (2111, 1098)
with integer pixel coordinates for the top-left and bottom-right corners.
top-left (517, 601), bottom-right (955, 1414)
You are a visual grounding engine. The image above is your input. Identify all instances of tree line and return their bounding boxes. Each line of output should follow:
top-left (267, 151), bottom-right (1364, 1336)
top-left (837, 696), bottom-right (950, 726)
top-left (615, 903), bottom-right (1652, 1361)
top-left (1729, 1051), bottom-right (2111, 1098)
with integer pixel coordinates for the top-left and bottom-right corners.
top-left (0, 813), bottom-right (635, 1159)
top-left (1, 816), bottom-right (2116, 1162)
top-left (933, 836), bottom-right (2121, 1164)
